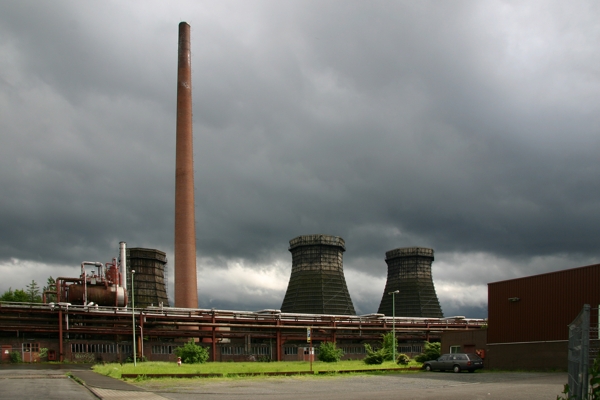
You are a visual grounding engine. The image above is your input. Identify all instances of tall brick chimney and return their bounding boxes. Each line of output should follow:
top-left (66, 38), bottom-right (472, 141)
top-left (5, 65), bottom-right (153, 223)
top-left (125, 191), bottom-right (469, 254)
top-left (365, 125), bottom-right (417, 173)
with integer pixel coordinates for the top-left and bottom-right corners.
top-left (174, 22), bottom-right (198, 309)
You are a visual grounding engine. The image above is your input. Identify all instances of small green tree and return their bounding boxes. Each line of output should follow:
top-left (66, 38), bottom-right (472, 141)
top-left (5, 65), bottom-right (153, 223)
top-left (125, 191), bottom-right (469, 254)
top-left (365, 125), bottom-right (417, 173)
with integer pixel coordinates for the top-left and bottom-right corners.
top-left (0, 288), bottom-right (15, 301)
top-left (13, 289), bottom-right (29, 302)
top-left (174, 339), bottom-right (209, 364)
top-left (381, 332), bottom-right (397, 362)
top-left (43, 276), bottom-right (56, 303)
top-left (415, 341), bottom-right (441, 363)
top-left (26, 280), bottom-right (42, 303)
top-left (318, 341), bottom-right (344, 362)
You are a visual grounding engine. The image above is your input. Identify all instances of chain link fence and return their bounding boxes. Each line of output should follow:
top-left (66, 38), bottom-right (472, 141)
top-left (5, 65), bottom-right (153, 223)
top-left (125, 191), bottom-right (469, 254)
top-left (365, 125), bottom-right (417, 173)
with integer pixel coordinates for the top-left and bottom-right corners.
top-left (568, 304), bottom-right (599, 399)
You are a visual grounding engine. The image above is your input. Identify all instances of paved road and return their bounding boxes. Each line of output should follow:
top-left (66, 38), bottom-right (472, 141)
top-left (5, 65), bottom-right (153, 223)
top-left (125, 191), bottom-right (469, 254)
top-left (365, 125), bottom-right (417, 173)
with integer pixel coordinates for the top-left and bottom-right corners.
top-left (139, 371), bottom-right (567, 400)
top-left (0, 369), bottom-right (97, 400)
top-left (0, 366), bottom-right (567, 400)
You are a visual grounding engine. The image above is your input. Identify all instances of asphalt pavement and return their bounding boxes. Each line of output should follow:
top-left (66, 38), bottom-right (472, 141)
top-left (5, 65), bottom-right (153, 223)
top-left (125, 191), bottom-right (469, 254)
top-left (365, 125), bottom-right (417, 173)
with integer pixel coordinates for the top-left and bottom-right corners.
top-left (0, 365), bottom-right (567, 400)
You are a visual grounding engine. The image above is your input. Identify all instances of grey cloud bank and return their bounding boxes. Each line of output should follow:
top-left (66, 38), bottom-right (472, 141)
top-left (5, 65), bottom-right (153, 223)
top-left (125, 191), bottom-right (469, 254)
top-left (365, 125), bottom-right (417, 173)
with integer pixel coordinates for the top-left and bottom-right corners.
top-left (1, 1), bottom-right (599, 318)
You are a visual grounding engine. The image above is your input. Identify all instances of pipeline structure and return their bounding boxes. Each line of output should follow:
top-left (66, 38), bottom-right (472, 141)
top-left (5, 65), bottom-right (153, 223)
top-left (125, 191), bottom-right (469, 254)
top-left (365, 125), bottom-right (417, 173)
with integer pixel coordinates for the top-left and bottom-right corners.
top-left (0, 302), bottom-right (484, 363)
top-left (45, 242), bottom-right (128, 308)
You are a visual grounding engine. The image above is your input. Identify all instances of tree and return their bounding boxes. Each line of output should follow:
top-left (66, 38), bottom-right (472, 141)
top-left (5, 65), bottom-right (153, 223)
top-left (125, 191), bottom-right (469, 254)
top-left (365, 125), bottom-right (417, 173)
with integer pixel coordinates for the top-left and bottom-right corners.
top-left (173, 339), bottom-right (209, 364)
top-left (381, 332), bottom-right (397, 362)
top-left (43, 276), bottom-right (56, 303)
top-left (0, 288), bottom-right (29, 302)
top-left (318, 341), bottom-right (344, 362)
top-left (26, 280), bottom-right (42, 303)
top-left (415, 341), bottom-right (441, 363)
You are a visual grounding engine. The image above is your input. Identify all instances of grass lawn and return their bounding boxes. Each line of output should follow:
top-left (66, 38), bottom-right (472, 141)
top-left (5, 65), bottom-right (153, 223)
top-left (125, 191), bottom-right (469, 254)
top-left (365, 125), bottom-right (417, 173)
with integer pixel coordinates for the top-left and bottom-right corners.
top-left (93, 360), bottom-right (422, 379)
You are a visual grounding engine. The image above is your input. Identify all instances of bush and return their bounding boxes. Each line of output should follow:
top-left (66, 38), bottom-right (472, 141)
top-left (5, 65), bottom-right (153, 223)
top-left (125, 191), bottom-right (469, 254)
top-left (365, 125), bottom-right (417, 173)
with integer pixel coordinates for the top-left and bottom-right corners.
top-left (173, 339), bottom-right (209, 364)
top-left (414, 342), bottom-right (440, 363)
top-left (318, 342), bottom-right (344, 363)
top-left (10, 351), bottom-right (22, 363)
top-left (396, 353), bottom-right (410, 365)
top-left (381, 333), bottom-right (397, 362)
top-left (363, 344), bottom-right (387, 365)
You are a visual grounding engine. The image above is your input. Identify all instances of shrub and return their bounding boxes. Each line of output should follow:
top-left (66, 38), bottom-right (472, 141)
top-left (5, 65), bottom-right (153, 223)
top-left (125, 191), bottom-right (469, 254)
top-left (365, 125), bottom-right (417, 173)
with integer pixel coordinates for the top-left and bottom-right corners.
top-left (414, 342), bottom-right (440, 363)
top-left (174, 339), bottom-right (209, 364)
top-left (318, 342), bottom-right (344, 363)
top-left (39, 348), bottom-right (48, 358)
top-left (396, 353), bottom-right (410, 365)
top-left (10, 351), bottom-right (22, 363)
top-left (363, 344), bottom-right (387, 365)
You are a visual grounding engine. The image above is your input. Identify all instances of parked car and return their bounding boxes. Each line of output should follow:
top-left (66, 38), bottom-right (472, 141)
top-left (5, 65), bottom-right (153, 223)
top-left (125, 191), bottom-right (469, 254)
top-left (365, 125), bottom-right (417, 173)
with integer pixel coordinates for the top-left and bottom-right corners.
top-left (422, 353), bottom-right (484, 373)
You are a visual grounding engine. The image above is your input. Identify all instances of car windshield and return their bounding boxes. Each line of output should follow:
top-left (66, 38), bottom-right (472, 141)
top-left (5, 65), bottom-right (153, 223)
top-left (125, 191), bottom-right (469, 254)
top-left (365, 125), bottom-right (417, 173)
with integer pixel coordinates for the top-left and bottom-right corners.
top-left (467, 354), bottom-right (482, 361)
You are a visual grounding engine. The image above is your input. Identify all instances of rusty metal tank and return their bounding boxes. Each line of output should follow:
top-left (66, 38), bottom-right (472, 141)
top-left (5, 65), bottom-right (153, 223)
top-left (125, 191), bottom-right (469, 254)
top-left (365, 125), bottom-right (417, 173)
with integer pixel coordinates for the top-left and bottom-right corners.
top-left (67, 284), bottom-right (126, 307)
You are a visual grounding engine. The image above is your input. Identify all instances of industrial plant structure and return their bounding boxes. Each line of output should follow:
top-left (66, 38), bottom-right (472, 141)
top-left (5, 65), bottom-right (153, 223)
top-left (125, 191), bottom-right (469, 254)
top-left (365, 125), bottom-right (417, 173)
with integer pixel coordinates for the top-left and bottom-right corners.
top-left (281, 235), bottom-right (355, 315)
top-left (0, 22), bottom-right (490, 366)
top-left (42, 242), bottom-right (129, 308)
top-left (377, 247), bottom-right (443, 318)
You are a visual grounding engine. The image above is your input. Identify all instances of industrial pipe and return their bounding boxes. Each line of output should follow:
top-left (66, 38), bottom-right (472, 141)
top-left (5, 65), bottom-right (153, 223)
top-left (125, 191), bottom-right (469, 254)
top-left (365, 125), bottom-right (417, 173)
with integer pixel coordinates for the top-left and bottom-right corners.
top-left (119, 242), bottom-right (127, 290)
top-left (80, 262), bottom-right (103, 306)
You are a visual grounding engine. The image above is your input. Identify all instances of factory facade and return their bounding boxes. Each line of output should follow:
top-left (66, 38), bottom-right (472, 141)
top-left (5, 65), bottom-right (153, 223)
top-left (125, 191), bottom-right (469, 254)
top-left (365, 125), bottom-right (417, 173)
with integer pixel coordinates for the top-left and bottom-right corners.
top-left (442, 262), bottom-right (600, 370)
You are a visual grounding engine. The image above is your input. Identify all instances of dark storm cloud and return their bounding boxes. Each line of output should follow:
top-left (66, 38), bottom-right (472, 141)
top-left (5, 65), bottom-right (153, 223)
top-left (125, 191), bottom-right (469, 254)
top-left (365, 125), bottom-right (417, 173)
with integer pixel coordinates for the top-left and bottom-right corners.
top-left (1, 0), bottom-right (599, 317)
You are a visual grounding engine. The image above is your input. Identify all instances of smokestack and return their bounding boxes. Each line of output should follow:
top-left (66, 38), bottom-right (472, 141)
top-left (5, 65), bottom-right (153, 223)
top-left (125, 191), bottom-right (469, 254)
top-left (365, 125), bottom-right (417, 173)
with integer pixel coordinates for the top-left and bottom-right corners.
top-left (174, 22), bottom-right (198, 309)
top-left (119, 241), bottom-right (127, 290)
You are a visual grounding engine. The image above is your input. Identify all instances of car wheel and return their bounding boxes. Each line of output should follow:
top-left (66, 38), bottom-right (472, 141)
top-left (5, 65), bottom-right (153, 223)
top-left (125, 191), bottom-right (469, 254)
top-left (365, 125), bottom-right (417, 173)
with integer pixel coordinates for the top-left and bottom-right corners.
top-left (424, 364), bottom-right (432, 372)
top-left (453, 365), bottom-right (461, 373)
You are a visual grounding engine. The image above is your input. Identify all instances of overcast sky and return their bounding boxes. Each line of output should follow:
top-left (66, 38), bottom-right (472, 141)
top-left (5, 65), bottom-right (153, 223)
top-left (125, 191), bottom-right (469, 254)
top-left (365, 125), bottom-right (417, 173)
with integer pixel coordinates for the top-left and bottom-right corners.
top-left (1, 0), bottom-right (599, 318)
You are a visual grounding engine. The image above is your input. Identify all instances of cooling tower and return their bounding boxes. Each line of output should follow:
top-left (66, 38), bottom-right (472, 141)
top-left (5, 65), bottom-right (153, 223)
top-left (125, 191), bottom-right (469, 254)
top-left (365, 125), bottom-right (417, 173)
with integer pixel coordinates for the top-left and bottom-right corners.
top-left (174, 21), bottom-right (198, 309)
top-left (127, 248), bottom-right (170, 309)
top-left (281, 234), bottom-right (356, 315)
top-left (377, 247), bottom-right (443, 318)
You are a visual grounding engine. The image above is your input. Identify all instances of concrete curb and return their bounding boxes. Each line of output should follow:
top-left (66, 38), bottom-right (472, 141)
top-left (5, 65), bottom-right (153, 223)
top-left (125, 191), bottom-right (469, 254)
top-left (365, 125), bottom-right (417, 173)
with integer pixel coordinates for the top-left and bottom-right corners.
top-left (120, 366), bottom-right (421, 379)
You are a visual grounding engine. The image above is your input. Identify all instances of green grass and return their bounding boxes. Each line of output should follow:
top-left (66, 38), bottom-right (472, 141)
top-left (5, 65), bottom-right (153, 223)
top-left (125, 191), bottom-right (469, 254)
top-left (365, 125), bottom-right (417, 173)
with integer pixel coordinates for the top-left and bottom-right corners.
top-left (93, 359), bottom-right (422, 379)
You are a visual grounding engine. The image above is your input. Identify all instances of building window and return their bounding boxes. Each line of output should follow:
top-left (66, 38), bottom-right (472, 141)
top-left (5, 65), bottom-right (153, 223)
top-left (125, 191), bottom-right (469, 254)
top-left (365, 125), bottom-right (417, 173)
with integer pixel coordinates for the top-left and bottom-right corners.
top-left (152, 345), bottom-right (177, 354)
top-left (251, 347), bottom-right (270, 356)
top-left (71, 343), bottom-right (117, 353)
top-left (449, 345), bottom-right (461, 353)
top-left (398, 344), bottom-right (422, 354)
top-left (22, 343), bottom-right (40, 353)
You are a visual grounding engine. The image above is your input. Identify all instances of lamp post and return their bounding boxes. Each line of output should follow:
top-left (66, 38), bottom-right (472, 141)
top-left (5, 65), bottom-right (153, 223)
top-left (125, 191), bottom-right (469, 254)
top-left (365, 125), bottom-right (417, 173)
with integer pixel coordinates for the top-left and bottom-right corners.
top-left (131, 269), bottom-right (136, 367)
top-left (388, 290), bottom-right (399, 364)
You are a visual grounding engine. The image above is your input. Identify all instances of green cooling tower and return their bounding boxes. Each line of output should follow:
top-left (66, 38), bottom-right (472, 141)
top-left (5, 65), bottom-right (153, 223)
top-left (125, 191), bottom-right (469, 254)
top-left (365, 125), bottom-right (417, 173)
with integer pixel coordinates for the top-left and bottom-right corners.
top-left (281, 234), bottom-right (356, 315)
top-left (377, 247), bottom-right (443, 318)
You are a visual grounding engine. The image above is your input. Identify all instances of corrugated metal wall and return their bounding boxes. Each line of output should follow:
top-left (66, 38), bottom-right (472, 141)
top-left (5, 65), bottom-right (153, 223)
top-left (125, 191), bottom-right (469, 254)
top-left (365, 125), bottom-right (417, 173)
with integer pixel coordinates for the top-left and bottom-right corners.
top-left (488, 263), bottom-right (600, 344)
